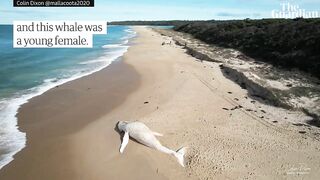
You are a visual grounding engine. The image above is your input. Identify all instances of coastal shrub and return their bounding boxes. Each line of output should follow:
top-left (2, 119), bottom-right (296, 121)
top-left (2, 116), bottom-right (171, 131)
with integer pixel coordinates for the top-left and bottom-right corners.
top-left (174, 18), bottom-right (320, 79)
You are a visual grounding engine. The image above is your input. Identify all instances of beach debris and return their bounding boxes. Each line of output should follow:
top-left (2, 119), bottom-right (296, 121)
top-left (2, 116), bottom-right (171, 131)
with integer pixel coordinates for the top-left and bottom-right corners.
top-left (222, 108), bottom-right (229, 111)
top-left (293, 123), bottom-right (303, 126)
top-left (250, 100), bottom-right (256, 104)
top-left (299, 131), bottom-right (306, 134)
top-left (230, 105), bottom-right (243, 110)
top-left (144, 101), bottom-right (149, 104)
top-left (272, 121), bottom-right (278, 123)
top-left (260, 110), bottom-right (266, 113)
top-left (228, 91), bottom-right (233, 94)
top-left (245, 109), bottom-right (253, 112)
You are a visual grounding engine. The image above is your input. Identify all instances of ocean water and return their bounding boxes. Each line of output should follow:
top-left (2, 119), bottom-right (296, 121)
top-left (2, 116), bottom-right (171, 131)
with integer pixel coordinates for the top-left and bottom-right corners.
top-left (0, 25), bottom-right (136, 169)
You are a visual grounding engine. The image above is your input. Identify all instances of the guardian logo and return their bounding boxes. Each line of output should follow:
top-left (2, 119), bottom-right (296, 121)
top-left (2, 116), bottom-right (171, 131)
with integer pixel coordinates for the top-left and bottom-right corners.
top-left (272, 1), bottom-right (319, 18)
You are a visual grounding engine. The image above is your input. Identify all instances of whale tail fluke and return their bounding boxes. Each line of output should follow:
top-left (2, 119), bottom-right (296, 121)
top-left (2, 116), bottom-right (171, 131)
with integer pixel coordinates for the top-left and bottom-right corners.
top-left (174, 147), bottom-right (187, 167)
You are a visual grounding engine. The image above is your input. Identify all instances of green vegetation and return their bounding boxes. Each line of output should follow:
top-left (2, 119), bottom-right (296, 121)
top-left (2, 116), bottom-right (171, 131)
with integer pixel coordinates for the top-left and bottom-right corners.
top-left (110, 19), bottom-right (320, 78)
top-left (174, 18), bottom-right (320, 79)
top-left (109, 20), bottom-right (189, 26)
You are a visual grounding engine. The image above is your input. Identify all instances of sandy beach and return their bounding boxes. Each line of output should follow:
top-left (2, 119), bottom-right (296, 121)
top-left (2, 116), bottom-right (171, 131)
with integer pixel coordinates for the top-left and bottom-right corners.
top-left (0, 26), bottom-right (319, 180)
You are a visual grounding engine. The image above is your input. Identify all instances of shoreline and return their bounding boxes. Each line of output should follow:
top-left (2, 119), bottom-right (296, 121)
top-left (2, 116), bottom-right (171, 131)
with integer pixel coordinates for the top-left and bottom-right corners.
top-left (0, 26), bottom-right (134, 170)
top-left (0, 26), bottom-right (319, 180)
top-left (0, 57), bottom-right (141, 179)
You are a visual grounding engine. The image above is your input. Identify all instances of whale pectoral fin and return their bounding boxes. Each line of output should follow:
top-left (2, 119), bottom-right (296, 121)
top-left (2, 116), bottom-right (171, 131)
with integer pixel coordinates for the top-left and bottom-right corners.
top-left (120, 131), bottom-right (129, 154)
top-left (153, 131), bottom-right (163, 137)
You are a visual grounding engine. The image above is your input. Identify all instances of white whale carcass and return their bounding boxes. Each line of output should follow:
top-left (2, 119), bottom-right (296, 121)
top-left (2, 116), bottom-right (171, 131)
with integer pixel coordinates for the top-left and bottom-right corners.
top-left (117, 121), bottom-right (187, 167)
